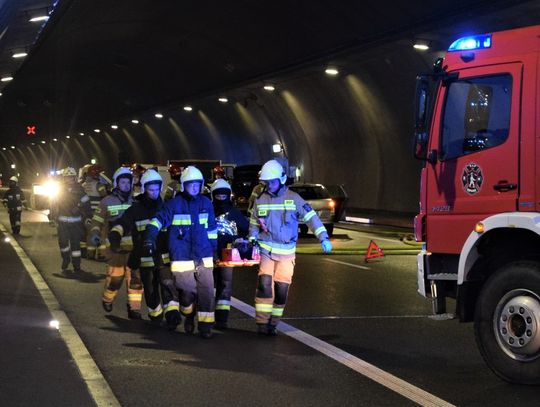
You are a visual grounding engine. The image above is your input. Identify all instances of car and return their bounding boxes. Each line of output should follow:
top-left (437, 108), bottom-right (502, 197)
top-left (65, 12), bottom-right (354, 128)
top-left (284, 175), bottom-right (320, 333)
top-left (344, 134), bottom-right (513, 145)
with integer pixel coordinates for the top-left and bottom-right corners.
top-left (288, 183), bottom-right (335, 237)
top-left (231, 164), bottom-right (262, 214)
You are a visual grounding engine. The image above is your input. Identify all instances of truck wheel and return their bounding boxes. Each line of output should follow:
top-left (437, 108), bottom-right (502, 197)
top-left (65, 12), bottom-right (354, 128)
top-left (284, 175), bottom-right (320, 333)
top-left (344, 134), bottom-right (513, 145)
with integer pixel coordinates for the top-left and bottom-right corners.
top-left (474, 261), bottom-right (540, 384)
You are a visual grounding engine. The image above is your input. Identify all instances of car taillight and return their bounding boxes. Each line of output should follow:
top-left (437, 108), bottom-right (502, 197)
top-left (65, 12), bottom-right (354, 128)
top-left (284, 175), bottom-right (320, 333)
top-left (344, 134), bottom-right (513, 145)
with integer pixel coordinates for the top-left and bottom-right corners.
top-left (329, 199), bottom-right (335, 210)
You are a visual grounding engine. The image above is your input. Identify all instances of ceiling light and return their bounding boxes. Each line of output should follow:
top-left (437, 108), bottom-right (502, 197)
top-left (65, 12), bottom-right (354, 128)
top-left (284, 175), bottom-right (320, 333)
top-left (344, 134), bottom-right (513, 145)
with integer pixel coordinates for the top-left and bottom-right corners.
top-left (29, 16), bottom-right (49, 22)
top-left (66, 135), bottom-right (70, 139)
top-left (41, 140), bottom-right (46, 144)
top-left (78, 132), bottom-right (85, 136)
top-left (131, 119), bottom-right (139, 124)
top-left (111, 124), bottom-right (118, 129)
top-left (154, 113), bottom-right (163, 119)
top-left (325, 67), bottom-right (339, 76)
top-left (183, 106), bottom-right (193, 112)
top-left (1, 76), bottom-right (13, 82)
top-left (10, 146), bottom-right (15, 149)
top-left (12, 52), bottom-right (28, 59)
top-left (93, 129), bottom-right (100, 133)
top-left (263, 85), bottom-right (275, 92)
top-left (0, 92), bottom-right (2, 96)
top-left (1, 147), bottom-right (5, 150)
top-left (52, 138), bottom-right (58, 142)
top-left (413, 40), bottom-right (430, 51)
top-left (10, 164), bottom-right (15, 168)
top-left (218, 97), bottom-right (228, 103)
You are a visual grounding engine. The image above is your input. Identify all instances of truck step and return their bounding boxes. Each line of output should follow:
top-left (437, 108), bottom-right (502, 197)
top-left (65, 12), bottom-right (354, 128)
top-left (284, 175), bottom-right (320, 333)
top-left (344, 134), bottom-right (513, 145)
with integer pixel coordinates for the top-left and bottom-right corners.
top-left (428, 273), bottom-right (458, 281)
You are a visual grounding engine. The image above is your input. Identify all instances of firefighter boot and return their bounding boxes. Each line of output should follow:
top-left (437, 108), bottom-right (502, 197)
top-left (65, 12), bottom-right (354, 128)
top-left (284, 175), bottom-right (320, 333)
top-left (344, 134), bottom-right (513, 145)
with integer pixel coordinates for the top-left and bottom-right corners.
top-left (184, 313), bottom-right (195, 334)
top-left (61, 258), bottom-right (70, 274)
top-left (214, 310), bottom-right (228, 330)
top-left (127, 305), bottom-right (142, 320)
top-left (257, 323), bottom-right (277, 336)
top-left (199, 327), bottom-right (213, 339)
top-left (165, 310), bottom-right (181, 331)
top-left (102, 301), bottom-right (113, 313)
top-left (149, 313), bottom-right (163, 327)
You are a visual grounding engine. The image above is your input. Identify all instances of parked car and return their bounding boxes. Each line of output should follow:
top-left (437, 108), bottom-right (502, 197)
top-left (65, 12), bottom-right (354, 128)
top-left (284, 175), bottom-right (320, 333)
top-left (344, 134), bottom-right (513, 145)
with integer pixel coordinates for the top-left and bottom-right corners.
top-left (231, 164), bottom-right (262, 214)
top-left (289, 183), bottom-right (335, 237)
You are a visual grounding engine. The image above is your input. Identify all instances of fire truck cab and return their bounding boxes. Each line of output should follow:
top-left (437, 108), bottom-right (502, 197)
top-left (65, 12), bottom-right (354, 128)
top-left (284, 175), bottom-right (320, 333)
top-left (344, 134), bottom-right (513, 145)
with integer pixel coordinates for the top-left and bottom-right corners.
top-left (414, 25), bottom-right (540, 384)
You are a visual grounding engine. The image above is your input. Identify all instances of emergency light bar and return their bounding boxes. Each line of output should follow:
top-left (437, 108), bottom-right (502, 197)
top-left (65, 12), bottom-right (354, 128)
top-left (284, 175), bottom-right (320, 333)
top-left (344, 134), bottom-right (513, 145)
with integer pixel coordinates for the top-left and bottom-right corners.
top-left (448, 34), bottom-right (491, 52)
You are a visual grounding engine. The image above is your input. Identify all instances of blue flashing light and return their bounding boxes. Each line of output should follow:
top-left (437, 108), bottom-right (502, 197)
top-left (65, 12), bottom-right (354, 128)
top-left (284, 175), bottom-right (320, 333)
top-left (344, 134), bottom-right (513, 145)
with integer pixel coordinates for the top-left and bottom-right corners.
top-left (448, 34), bottom-right (492, 52)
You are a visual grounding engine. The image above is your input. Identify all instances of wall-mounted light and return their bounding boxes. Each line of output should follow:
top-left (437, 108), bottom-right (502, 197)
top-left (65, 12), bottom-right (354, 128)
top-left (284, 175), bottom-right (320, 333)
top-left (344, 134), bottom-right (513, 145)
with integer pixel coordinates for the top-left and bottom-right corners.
top-left (218, 97), bottom-right (228, 103)
top-left (413, 39), bottom-right (430, 51)
top-left (131, 119), bottom-right (139, 124)
top-left (1, 147), bottom-right (6, 151)
top-left (90, 158), bottom-right (97, 165)
top-left (78, 132), bottom-right (85, 136)
top-left (10, 146), bottom-right (15, 149)
top-left (325, 67), bottom-right (339, 76)
top-left (111, 124), bottom-right (118, 129)
top-left (12, 52), bottom-right (28, 59)
top-left (52, 138), bottom-right (58, 142)
top-left (272, 143), bottom-right (283, 153)
top-left (29, 15), bottom-right (49, 23)
top-left (93, 129), bottom-right (100, 133)
top-left (154, 113), bottom-right (163, 119)
top-left (1, 76), bottom-right (13, 82)
top-left (263, 85), bottom-right (275, 92)
top-left (41, 140), bottom-right (46, 144)
top-left (183, 106), bottom-right (193, 112)
top-left (10, 164), bottom-right (15, 169)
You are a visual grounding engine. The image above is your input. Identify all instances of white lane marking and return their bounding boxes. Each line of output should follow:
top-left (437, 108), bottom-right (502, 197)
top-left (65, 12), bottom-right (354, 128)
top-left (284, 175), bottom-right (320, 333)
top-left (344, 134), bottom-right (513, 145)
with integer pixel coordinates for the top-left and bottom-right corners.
top-left (231, 297), bottom-right (455, 407)
top-left (281, 315), bottom-right (433, 320)
top-left (1, 225), bottom-right (120, 407)
top-left (323, 258), bottom-right (370, 270)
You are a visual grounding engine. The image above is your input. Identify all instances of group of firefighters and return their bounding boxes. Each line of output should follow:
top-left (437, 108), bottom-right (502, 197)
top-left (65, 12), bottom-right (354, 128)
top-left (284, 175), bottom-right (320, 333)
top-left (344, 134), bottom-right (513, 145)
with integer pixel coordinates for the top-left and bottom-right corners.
top-left (3, 159), bottom-right (332, 338)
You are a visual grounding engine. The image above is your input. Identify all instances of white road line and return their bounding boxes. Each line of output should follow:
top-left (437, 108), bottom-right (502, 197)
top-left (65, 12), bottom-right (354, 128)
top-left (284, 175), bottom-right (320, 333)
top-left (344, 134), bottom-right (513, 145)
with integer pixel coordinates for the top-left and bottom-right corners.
top-left (231, 297), bottom-right (455, 407)
top-left (281, 315), bottom-right (433, 320)
top-left (1, 225), bottom-right (120, 407)
top-left (323, 258), bottom-right (370, 270)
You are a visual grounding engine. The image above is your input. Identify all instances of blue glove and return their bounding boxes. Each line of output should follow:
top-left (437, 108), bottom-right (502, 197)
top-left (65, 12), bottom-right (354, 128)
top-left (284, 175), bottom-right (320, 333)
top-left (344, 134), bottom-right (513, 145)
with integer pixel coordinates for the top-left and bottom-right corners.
top-left (91, 234), bottom-right (101, 246)
top-left (321, 239), bottom-right (332, 253)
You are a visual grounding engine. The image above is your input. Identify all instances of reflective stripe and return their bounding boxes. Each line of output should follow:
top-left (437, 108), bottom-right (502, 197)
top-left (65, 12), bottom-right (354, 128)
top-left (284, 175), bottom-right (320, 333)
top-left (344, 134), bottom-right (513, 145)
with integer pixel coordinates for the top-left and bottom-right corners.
top-left (110, 224), bottom-right (124, 235)
top-left (172, 214), bottom-right (191, 225)
top-left (259, 241), bottom-right (296, 255)
top-left (149, 219), bottom-right (162, 229)
top-left (140, 257), bottom-right (155, 267)
top-left (181, 304), bottom-right (194, 315)
top-left (164, 301), bottom-right (180, 313)
top-left (199, 213), bottom-right (208, 226)
top-left (197, 311), bottom-right (215, 323)
top-left (255, 303), bottom-right (273, 313)
top-left (207, 229), bottom-right (217, 239)
top-left (71, 250), bottom-right (81, 257)
top-left (250, 218), bottom-right (259, 226)
top-left (161, 253), bottom-right (170, 264)
top-left (92, 214), bottom-right (104, 223)
top-left (60, 246), bottom-right (70, 253)
top-left (135, 219), bottom-right (150, 231)
top-left (257, 203), bottom-right (296, 211)
top-left (171, 260), bottom-right (195, 272)
top-left (303, 210), bottom-right (316, 222)
top-left (128, 293), bottom-right (142, 301)
top-left (272, 308), bottom-right (284, 317)
top-left (148, 303), bottom-right (163, 317)
top-left (58, 215), bottom-right (82, 222)
top-left (314, 226), bottom-right (326, 237)
top-left (202, 257), bottom-right (214, 268)
top-left (216, 300), bottom-right (231, 311)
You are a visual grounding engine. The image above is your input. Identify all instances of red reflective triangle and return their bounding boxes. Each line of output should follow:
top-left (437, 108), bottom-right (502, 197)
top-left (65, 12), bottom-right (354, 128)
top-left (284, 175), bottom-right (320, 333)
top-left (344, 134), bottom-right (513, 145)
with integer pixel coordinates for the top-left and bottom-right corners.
top-left (364, 240), bottom-right (384, 262)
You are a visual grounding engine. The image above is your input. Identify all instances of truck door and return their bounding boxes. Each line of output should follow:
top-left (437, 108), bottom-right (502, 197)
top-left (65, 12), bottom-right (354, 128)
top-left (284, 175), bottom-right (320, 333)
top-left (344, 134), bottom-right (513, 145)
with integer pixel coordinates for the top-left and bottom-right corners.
top-left (426, 63), bottom-right (522, 253)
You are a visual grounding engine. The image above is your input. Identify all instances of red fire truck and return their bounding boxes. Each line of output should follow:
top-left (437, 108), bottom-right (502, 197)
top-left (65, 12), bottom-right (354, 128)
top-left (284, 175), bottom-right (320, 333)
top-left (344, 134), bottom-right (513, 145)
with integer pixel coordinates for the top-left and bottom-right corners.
top-left (414, 25), bottom-right (540, 384)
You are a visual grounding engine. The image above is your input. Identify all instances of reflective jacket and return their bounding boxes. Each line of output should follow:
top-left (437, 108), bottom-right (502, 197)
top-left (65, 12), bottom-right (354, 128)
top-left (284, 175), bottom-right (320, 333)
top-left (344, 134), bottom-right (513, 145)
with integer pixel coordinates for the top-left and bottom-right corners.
top-left (146, 192), bottom-right (217, 272)
top-left (110, 194), bottom-right (169, 269)
top-left (90, 189), bottom-right (133, 252)
top-left (49, 183), bottom-right (92, 223)
top-left (81, 177), bottom-right (108, 213)
top-left (249, 185), bottom-right (328, 259)
top-left (2, 186), bottom-right (27, 212)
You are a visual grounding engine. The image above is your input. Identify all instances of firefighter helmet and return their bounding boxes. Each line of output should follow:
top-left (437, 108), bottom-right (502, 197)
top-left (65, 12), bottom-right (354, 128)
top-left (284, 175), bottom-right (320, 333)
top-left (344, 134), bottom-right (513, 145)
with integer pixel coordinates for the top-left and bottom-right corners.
top-left (78, 164), bottom-right (92, 183)
top-left (88, 164), bottom-right (104, 180)
top-left (112, 167), bottom-right (133, 188)
top-left (210, 178), bottom-right (231, 192)
top-left (259, 160), bottom-right (286, 184)
top-left (140, 169), bottom-right (163, 193)
top-left (168, 162), bottom-right (182, 179)
top-left (180, 166), bottom-right (204, 192)
top-left (63, 167), bottom-right (77, 177)
top-left (9, 176), bottom-right (18, 183)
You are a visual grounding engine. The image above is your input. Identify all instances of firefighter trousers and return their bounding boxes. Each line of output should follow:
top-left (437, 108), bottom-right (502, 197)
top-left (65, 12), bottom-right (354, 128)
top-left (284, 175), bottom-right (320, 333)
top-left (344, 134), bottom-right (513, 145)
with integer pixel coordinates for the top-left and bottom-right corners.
top-left (8, 210), bottom-right (21, 234)
top-left (213, 266), bottom-right (233, 323)
top-left (140, 266), bottom-right (168, 320)
top-left (57, 221), bottom-right (84, 271)
top-left (102, 252), bottom-right (143, 312)
top-left (255, 254), bottom-right (295, 326)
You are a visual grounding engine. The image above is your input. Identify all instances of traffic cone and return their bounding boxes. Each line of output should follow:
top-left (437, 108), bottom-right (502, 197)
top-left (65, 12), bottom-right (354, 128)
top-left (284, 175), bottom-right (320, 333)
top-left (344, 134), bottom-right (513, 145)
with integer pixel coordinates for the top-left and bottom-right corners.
top-left (364, 240), bottom-right (384, 262)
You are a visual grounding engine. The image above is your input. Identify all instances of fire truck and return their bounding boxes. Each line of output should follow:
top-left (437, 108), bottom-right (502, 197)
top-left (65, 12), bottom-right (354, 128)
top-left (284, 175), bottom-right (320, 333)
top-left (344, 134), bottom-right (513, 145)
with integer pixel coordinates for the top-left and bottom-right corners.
top-left (414, 25), bottom-right (540, 384)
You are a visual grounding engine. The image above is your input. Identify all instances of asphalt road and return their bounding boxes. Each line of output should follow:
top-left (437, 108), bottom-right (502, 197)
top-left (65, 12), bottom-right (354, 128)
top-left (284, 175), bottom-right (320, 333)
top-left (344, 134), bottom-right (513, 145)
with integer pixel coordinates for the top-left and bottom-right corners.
top-left (2, 209), bottom-right (538, 406)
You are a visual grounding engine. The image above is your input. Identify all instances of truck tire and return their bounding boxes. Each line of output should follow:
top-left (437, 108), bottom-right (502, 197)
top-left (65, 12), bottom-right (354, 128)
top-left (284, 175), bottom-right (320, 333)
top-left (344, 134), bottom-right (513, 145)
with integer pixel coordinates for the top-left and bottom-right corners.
top-left (474, 261), bottom-right (540, 384)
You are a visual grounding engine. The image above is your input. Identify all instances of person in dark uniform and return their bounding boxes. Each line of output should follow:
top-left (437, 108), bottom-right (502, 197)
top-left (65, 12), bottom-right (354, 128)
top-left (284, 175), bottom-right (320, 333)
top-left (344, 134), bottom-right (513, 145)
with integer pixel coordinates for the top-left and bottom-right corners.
top-left (2, 176), bottom-right (27, 235)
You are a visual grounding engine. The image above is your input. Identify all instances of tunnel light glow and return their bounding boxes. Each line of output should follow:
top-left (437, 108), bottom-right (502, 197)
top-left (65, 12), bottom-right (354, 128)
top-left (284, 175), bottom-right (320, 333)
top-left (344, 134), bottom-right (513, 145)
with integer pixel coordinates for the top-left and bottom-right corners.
top-left (12, 52), bottom-right (28, 59)
top-left (93, 129), bottom-right (100, 133)
top-left (52, 138), bottom-right (58, 142)
top-left (49, 320), bottom-right (60, 330)
top-left (10, 164), bottom-right (15, 169)
top-left (1, 147), bottom-right (5, 150)
top-left (10, 145), bottom-right (15, 149)
top-left (1, 76), bottom-right (13, 82)
top-left (183, 106), bottom-right (193, 111)
top-left (0, 92), bottom-right (2, 96)
top-left (41, 140), bottom-right (46, 144)
top-left (218, 97), bottom-right (228, 103)
top-left (325, 67), bottom-right (339, 76)
top-left (4, 237), bottom-right (10, 243)
top-left (263, 85), bottom-right (275, 91)
top-left (154, 113), bottom-right (163, 119)
top-left (78, 132), bottom-right (85, 136)
top-left (111, 124), bottom-right (118, 129)
top-left (90, 158), bottom-right (97, 165)
top-left (272, 143), bottom-right (283, 153)
top-left (413, 43), bottom-right (430, 51)
top-left (33, 180), bottom-right (60, 198)
top-left (131, 119), bottom-right (139, 124)
top-left (29, 16), bottom-right (49, 22)
top-left (66, 135), bottom-right (70, 139)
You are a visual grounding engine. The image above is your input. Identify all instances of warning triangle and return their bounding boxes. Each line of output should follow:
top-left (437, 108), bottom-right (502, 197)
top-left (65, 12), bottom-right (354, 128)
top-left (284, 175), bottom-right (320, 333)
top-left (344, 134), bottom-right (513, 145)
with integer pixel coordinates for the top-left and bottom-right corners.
top-left (364, 240), bottom-right (384, 262)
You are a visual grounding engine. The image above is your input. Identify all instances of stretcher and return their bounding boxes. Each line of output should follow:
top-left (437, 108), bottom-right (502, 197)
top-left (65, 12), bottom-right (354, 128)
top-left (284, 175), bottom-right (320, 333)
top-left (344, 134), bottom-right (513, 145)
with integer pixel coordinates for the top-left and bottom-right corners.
top-left (216, 246), bottom-right (261, 267)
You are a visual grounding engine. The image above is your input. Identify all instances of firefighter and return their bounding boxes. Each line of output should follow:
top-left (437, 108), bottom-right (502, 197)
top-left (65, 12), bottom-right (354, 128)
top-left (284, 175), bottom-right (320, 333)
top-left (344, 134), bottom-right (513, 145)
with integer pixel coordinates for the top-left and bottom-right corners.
top-left (49, 167), bottom-right (92, 275)
top-left (211, 178), bottom-right (249, 329)
top-left (2, 176), bottom-right (27, 235)
top-left (90, 167), bottom-right (141, 318)
top-left (109, 169), bottom-right (171, 323)
top-left (249, 160), bottom-right (332, 336)
top-left (82, 164), bottom-right (108, 259)
top-left (165, 162), bottom-right (182, 201)
top-left (143, 166), bottom-right (218, 338)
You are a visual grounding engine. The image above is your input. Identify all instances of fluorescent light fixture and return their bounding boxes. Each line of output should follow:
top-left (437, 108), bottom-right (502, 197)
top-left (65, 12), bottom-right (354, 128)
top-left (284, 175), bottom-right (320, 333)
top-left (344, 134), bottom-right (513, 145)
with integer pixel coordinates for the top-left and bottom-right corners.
top-left (41, 140), bottom-right (46, 144)
top-left (218, 97), bottom-right (228, 103)
top-left (12, 52), bottom-right (28, 59)
top-left (272, 143), bottom-right (283, 153)
top-left (154, 113), bottom-right (163, 119)
top-left (78, 132), bottom-right (84, 136)
top-left (29, 16), bottom-right (49, 22)
top-left (1, 76), bottom-right (13, 82)
top-left (52, 138), bottom-right (58, 142)
top-left (0, 92), bottom-right (2, 96)
top-left (10, 164), bottom-right (15, 169)
top-left (49, 320), bottom-right (60, 330)
top-left (325, 67), bottom-right (339, 76)
top-left (131, 119), bottom-right (139, 124)
top-left (183, 106), bottom-right (193, 111)
top-left (413, 40), bottom-right (430, 51)
top-left (66, 135), bottom-right (70, 139)
top-left (93, 129), bottom-right (100, 133)
top-left (111, 124), bottom-right (118, 129)
top-left (263, 85), bottom-right (275, 91)
top-left (90, 158), bottom-right (97, 165)
top-left (1, 147), bottom-right (5, 150)
top-left (10, 146), bottom-right (15, 149)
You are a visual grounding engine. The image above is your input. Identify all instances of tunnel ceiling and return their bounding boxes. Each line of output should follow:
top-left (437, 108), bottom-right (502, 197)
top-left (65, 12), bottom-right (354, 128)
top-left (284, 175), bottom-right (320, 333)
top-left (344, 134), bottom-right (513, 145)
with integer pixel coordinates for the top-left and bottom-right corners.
top-left (0, 0), bottom-right (539, 146)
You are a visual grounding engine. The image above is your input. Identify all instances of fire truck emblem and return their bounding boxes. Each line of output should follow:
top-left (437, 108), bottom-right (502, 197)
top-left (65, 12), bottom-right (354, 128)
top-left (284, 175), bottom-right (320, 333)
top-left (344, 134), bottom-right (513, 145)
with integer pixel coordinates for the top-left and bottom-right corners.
top-left (461, 163), bottom-right (483, 195)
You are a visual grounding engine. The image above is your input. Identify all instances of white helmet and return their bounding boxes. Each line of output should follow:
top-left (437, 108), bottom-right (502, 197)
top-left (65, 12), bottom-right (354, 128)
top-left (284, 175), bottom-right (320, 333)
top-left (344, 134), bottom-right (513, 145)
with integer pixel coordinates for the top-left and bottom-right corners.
top-left (112, 167), bottom-right (133, 188)
top-left (259, 160), bottom-right (286, 184)
top-left (180, 166), bottom-right (204, 192)
top-left (63, 167), bottom-right (77, 177)
top-left (78, 164), bottom-right (91, 183)
top-left (210, 178), bottom-right (231, 193)
top-left (140, 169), bottom-right (163, 193)
top-left (9, 176), bottom-right (18, 182)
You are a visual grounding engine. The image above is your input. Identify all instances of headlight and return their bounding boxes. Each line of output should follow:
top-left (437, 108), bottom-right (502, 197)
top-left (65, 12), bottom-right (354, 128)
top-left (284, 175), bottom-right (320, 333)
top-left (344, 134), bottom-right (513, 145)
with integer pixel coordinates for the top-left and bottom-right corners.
top-left (33, 181), bottom-right (60, 198)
